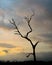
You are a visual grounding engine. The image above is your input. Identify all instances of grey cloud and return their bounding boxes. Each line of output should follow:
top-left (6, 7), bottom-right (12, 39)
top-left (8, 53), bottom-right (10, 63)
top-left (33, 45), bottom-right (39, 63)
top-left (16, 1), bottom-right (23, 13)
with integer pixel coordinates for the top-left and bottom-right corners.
top-left (0, 0), bottom-right (52, 30)
top-left (0, 10), bottom-right (23, 30)
top-left (0, 0), bottom-right (52, 44)
top-left (38, 33), bottom-right (52, 43)
top-left (40, 33), bottom-right (52, 39)
top-left (0, 19), bottom-right (14, 30)
top-left (0, 43), bottom-right (16, 48)
top-left (23, 0), bottom-right (52, 21)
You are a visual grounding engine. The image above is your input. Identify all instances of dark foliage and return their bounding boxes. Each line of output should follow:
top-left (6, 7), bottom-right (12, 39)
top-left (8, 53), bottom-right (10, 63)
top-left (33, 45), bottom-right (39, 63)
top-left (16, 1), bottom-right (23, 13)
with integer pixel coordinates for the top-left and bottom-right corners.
top-left (0, 61), bottom-right (52, 65)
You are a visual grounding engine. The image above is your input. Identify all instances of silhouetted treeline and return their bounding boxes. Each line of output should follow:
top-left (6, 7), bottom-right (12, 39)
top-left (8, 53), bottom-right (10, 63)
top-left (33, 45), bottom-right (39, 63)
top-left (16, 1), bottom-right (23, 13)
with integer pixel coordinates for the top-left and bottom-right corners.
top-left (0, 61), bottom-right (52, 65)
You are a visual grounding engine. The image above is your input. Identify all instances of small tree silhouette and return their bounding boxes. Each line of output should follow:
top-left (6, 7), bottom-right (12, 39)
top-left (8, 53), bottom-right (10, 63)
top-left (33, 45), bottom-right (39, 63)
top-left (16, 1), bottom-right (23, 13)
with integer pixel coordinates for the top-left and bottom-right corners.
top-left (9, 12), bottom-right (39, 61)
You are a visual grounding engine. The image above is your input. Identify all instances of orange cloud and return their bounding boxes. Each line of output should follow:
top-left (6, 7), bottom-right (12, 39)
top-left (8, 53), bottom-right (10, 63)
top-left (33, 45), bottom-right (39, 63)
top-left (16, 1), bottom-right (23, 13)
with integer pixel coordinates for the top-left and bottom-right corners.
top-left (9, 47), bottom-right (23, 54)
top-left (0, 51), bottom-right (6, 56)
top-left (0, 47), bottom-right (8, 56)
top-left (0, 46), bottom-right (23, 56)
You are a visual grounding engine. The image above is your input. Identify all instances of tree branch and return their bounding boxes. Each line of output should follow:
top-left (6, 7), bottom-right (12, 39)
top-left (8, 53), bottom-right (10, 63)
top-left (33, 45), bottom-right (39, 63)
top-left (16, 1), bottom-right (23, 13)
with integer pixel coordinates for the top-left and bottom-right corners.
top-left (9, 19), bottom-right (25, 38)
top-left (24, 37), bottom-right (33, 47)
top-left (9, 18), bottom-right (33, 47)
top-left (9, 12), bottom-right (35, 47)
top-left (26, 21), bottom-right (32, 37)
top-left (26, 53), bottom-right (33, 57)
top-left (34, 41), bottom-right (39, 47)
top-left (25, 13), bottom-right (34, 37)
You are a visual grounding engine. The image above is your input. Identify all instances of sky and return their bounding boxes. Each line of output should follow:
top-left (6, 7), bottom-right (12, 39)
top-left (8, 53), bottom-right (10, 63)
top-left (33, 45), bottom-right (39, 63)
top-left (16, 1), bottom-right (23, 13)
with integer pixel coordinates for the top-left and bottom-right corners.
top-left (0, 0), bottom-right (52, 61)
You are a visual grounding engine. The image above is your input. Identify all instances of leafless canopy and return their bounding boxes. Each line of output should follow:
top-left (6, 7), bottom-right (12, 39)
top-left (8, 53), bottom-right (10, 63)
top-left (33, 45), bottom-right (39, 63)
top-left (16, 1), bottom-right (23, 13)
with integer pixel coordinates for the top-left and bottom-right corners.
top-left (9, 12), bottom-right (39, 47)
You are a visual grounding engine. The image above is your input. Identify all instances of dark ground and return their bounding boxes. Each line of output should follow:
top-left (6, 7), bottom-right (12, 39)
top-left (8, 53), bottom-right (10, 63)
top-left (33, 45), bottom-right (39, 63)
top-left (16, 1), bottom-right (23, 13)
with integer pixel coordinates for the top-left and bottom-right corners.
top-left (0, 61), bottom-right (52, 65)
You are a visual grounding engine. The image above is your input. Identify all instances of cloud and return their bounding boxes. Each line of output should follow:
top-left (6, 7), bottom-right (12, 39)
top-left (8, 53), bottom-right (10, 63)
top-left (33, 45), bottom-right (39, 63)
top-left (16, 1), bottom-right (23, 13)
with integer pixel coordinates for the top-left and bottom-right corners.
top-left (0, 0), bottom-right (52, 30)
top-left (0, 0), bottom-right (52, 45)
top-left (20, 0), bottom-right (52, 22)
top-left (40, 33), bottom-right (52, 39)
top-left (0, 43), bottom-right (16, 48)
top-left (3, 50), bottom-right (8, 53)
top-left (37, 33), bottom-right (52, 43)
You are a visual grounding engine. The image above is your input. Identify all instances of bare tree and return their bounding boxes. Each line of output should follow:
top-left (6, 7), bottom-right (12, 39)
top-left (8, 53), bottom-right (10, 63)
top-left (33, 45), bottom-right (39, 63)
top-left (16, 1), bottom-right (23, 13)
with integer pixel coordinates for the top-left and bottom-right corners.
top-left (9, 12), bottom-right (39, 61)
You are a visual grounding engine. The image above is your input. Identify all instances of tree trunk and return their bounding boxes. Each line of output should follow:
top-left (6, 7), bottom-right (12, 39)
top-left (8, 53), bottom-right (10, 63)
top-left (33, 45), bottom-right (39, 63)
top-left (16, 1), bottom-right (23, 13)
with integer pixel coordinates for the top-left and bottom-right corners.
top-left (33, 47), bottom-right (36, 61)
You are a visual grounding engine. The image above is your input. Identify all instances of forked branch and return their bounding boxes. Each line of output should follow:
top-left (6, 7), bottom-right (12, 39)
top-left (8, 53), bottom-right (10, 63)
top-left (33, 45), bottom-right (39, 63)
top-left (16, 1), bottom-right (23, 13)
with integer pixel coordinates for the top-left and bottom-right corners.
top-left (35, 41), bottom-right (39, 47)
top-left (9, 12), bottom-right (35, 47)
top-left (25, 12), bottom-right (34, 37)
top-left (9, 19), bottom-right (25, 38)
top-left (26, 53), bottom-right (33, 57)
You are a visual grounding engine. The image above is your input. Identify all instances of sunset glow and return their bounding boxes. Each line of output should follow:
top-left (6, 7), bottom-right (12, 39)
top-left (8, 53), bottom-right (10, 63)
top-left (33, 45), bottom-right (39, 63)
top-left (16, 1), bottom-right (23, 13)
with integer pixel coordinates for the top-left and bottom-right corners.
top-left (0, 0), bottom-right (52, 61)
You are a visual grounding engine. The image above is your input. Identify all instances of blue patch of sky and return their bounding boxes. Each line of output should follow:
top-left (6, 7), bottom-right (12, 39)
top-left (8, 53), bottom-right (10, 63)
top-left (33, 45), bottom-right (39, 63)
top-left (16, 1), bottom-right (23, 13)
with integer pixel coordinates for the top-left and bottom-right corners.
top-left (0, 0), bottom-right (22, 10)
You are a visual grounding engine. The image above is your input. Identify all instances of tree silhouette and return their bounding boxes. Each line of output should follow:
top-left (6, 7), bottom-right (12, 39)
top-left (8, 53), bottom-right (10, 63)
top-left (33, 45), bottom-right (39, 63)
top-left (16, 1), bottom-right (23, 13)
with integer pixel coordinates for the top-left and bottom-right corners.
top-left (9, 12), bottom-right (39, 61)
